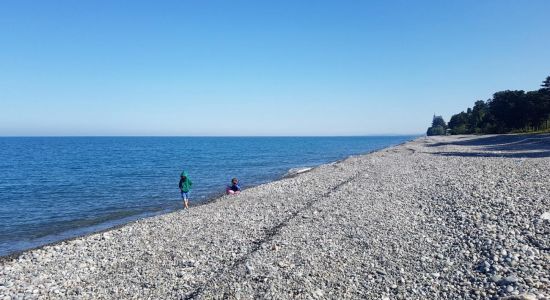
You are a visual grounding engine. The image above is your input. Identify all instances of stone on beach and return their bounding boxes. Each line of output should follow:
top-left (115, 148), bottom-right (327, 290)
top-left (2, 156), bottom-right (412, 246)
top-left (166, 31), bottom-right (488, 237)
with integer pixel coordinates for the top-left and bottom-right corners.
top-left (1, 134), bottom-right (549, 299)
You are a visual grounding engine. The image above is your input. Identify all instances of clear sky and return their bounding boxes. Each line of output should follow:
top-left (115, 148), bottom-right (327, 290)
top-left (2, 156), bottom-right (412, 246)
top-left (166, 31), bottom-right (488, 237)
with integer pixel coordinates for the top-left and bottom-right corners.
top-left (1, 0), bottom-right (549, 136)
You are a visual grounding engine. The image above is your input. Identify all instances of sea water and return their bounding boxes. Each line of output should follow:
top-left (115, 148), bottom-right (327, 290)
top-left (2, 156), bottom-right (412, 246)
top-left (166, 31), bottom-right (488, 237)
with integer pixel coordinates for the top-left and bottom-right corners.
top-left (0, 136), bottom-right (414, 256)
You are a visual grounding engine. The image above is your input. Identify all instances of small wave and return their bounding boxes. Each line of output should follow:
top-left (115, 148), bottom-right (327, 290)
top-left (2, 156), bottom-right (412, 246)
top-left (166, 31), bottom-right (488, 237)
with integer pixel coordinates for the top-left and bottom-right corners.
top-left (284, 167), bottom-right (313, 178)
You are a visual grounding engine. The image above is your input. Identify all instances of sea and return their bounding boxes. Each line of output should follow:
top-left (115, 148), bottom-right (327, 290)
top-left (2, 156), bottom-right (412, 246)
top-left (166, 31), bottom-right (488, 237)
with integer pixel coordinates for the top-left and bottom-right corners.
top-left (0, 136), bottom-right (415, 256)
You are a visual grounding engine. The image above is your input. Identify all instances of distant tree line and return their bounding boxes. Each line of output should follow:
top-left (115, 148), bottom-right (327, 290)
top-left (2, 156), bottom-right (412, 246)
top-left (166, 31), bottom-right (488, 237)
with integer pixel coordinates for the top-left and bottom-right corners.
top-left (427, 115), bottom-right (447, 136)
top-left (427, 75), bottom-right (550, 136)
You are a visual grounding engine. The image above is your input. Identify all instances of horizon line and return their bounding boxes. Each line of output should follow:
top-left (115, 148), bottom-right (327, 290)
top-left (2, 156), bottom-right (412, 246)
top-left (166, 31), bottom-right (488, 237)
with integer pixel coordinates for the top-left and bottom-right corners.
top-left (0, 134), bottom-right (423, 138)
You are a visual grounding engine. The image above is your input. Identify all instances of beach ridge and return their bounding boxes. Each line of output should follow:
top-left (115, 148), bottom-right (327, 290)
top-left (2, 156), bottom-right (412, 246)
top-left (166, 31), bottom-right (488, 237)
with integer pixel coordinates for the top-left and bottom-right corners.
top-left (1, 135), bottom-right (549, 299)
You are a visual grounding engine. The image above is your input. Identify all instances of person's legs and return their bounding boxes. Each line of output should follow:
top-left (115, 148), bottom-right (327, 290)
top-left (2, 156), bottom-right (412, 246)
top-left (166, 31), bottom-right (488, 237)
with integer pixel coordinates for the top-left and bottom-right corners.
top-left (181, 191), bottom-right (189, 209)
top-left (227, 189), bottom-right (235, 195)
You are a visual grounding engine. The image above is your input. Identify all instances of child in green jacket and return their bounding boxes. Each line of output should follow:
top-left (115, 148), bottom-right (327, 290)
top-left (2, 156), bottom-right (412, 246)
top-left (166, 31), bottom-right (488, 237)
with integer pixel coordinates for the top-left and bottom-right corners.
top-left (178, 170), bottom-right (193, 210)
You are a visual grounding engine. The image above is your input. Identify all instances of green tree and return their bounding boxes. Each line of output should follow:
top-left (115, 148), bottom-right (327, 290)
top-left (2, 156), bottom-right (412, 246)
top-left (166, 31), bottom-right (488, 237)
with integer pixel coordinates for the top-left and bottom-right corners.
top-left (468, 100), bottom-right (488, 133)
top-left (427, 115), bottom-right (447, 136)
top-left (541, 76), bottom-right (550, 90)
top-left (448, 112), bottom-right (469, 134)
top-left (431, 115), bottom-right (447, 128)
top-left (539, 77), bottom-right (550, 130)
top-left (427, 126), bottom-right (446, 136)
top-left (487, 90), bottom-right (526, 132)
top-left (432, 75), bottom-right (550, 134)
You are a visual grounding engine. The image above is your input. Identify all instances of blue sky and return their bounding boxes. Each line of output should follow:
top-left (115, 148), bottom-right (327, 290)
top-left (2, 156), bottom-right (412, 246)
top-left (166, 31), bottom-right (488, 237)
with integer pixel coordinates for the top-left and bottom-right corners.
top-left (1, 0), bottom-right (549, 136)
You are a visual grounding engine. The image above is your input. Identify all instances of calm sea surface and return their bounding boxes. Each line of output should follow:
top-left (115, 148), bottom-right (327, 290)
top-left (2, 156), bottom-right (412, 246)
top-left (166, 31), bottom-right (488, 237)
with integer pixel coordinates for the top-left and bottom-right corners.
top-left (0, 136), bottom-right (414, 256)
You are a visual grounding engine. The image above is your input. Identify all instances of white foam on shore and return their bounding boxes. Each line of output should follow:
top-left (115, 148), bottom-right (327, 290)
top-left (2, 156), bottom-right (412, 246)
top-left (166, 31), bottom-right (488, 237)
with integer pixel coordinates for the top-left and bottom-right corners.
top-left (284, 167), bottom-right (313, 177)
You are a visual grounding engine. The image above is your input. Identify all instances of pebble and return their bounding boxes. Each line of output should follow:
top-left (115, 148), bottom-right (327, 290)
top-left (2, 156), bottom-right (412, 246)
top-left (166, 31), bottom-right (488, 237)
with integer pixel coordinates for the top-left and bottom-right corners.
top-left (0, 135), bottom-right (548, 299)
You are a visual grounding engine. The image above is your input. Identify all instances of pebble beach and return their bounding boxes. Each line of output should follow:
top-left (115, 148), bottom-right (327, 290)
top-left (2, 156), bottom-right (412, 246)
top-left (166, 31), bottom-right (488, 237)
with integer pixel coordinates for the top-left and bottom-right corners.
top-left (1, 134), bottom-right (549, 299)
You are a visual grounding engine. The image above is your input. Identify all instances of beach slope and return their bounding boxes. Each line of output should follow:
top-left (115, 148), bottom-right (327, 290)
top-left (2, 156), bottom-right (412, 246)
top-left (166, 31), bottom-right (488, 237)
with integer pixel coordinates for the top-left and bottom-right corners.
top-left (1, 135), bottom-right (549, 299)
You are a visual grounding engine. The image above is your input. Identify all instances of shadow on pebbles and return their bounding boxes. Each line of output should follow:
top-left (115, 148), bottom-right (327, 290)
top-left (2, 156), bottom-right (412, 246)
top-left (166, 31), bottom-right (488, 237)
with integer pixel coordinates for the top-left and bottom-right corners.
top-left (1, 135), bottom-right (549, 299)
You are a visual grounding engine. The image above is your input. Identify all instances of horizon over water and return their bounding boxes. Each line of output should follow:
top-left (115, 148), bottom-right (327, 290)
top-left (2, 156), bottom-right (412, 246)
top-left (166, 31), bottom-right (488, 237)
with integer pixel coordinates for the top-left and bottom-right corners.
top-left (0, 136), bottom-right (415, 256)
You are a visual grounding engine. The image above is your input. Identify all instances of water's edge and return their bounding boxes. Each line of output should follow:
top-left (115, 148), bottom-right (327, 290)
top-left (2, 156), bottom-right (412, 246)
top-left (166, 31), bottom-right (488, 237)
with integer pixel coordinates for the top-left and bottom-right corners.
top-left (0, 137), bottom-right (418, 261)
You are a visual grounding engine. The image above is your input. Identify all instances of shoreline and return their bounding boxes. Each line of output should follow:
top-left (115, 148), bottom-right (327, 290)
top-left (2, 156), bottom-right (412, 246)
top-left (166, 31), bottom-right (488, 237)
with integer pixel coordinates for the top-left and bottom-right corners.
top-left (0, 138), bottom-right (414, 261)
top-left (1, 134), bottom-right (548, 299)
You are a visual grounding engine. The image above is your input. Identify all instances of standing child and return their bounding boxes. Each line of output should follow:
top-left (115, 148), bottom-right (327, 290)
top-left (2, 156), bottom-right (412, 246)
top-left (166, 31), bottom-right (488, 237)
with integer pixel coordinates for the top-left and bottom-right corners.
top-left (226, 177), bottom-right (241, 195)
top-left (179, 170), bottom-right (193, 210)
